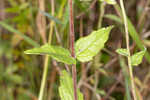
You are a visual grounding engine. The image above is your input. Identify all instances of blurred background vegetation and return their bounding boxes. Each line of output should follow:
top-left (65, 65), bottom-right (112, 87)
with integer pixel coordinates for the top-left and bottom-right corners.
top-left (0, 0), bottom-right (150, 100)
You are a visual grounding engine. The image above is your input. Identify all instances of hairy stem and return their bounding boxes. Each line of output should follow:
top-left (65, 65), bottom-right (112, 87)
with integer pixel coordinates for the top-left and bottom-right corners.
top-left (69, 0), bottom-right (78, 100)
top-left (120, 0), bottom-right (137, 100)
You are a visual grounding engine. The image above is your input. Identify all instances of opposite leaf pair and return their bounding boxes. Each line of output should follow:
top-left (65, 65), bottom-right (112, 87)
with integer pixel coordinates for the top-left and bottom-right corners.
top-left (116, 48), bottom-right (146, 66)
top-left (24, 26), bottom-right (113, 100)
top-left (24, 26), bottom-right (114, 65)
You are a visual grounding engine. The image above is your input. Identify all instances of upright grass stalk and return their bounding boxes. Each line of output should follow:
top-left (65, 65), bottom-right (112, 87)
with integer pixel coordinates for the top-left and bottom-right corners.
top-left (119, 57), bottom-right (132, 100)
top-left (68, 0), bottom-right (78, 100)
top-left (38, 25), bottom-right (54, 100)
top-left (47, 0), bottom-right (56, 100)
top-left (38, 56), bottom-right (49, 100)
top-left (38, 0), bottom-right (55, 100)
top-left (38, 27), bottom-right (53, 100)
top-left (120, 0), bottom-right (137, 100)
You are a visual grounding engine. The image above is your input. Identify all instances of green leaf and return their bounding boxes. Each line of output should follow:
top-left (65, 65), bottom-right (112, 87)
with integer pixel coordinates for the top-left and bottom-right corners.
top-left (75, 26), bottom-right (113, 62)
top-left (100, 0), bottom-right (116, 5)
top-left (131, 49), bottom-right (146, 66)
top-left (116, 48), bottom-right (129, 56)
top-left (59, 70), bottom-right (83, 100)
top-left (116, 48), bottom-right (146, 66)
top-left (24, 44), bottom-right (76, 65)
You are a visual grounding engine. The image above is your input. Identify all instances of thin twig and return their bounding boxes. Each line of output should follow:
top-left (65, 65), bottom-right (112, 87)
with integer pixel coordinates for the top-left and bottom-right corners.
top-left (120, 0), bottom-right (137, 100)
top-left (104, 71), bottom-right (122, 99)
top-left (52, 60), bottom-right (61, 75)
top-left (48, 62), bottom-right (57, 100)
top-left (104, 57), bottom-right (118, 68)
top-left (82, 82), bottom-right (101, 100)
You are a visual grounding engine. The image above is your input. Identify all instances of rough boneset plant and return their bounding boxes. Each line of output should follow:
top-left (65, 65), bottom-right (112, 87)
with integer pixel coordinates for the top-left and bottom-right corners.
top-left (0, 0), bottom-right (149, 99)
top-left (24, 26), bottom-right (113, 100)
top-left (24, 0), bottom-right (114, 100)
top-left (23, 0), bottom-right (146, 100)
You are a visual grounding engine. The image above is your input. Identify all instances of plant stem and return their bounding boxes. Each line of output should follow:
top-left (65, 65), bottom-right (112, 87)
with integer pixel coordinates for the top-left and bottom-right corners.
top-left (38, 56), bottom-right (49, 100)
top-left (38, 0), bottom-right (55, 99)
top-left (38, 26), bottom-right (54, 100)
top-left (120, 0), bottom-right (137, 100)
top-left (69, 0), bottom-right (78, 100)
top-left (72, 64), bottom-right (78, 100)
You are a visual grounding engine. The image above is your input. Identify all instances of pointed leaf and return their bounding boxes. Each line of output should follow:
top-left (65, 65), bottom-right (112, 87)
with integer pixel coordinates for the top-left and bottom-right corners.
top-left (24, 44), bottom-right (76, 65)
top-left (131, 49), bottom-right (146, 66)
top-left (75, 26), bottom-right (113, 62)
top-left (59, 70), bottom-right (83, 100)
top-left (116, 48), bottom-right (129, 56)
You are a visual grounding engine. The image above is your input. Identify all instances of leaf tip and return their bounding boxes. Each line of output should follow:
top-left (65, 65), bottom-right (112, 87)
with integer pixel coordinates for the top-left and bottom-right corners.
top-left (24, 49), bottom-right (36, 55)
top-left (108, 25), bottom-right (115, 30)
top-left (116, 48), bottom-right (129, 56)
top-left (24, 50), bottom-right (30, 54)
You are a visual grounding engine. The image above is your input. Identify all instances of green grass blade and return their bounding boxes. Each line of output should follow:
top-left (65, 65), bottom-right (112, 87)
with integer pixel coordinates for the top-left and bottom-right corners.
top-left (119, 57), bottom-right (132, 100)
top-left (0, 21), bottom-right (40, 47)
